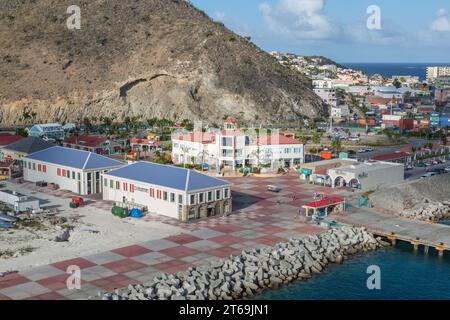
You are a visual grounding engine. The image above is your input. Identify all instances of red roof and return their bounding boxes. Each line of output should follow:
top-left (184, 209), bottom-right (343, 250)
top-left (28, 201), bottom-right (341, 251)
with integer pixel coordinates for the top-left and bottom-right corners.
top-left (366, 97), bottom-right (401, 105)
top-left (175, 132), bottom-right (216, 143)
top-left (257, 134), bottom-right (302, 145)
top-left (0, 133), bottom-right (24, 146)
top-left (303, 197), bottom-right (345, 208)
top-left (64, 135), bottom-right (107, 148)
top-left (372, 151), bottom-right (410, 161)
top-left (130, 137), bottom-right (161, 146)
top-left (224, 118), bottom-right (238, 124)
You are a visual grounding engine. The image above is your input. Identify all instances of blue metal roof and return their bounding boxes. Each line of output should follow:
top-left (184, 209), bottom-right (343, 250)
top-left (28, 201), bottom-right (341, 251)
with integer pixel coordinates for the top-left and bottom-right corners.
top-left (25, 146), bottom-right (124, 170)
top-left (105, 162), bottom-right (230, 192)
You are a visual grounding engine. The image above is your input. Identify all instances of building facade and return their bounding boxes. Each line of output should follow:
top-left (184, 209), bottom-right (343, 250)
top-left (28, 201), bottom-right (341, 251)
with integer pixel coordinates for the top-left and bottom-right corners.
top-left (28, 123), bottom-right (65, 141)
top-left (427, 66), bottom-right (450, 80)
top-left (102, 162), bottom-right (232, 221)
top-left (23, 147), bottom-right (124, 195)
top-left (172, 129), bottom-right (305, 170)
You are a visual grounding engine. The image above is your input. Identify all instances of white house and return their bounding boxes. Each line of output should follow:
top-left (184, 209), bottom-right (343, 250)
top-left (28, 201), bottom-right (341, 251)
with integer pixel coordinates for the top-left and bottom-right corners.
top-left (102, 162), bottom-right (232, 221)
top-left (171, 120), bottom-right (304, 170)
top-left (23, 146), bottom-right (124, 195)
top-left (28, 123), bottom-right (65, 141)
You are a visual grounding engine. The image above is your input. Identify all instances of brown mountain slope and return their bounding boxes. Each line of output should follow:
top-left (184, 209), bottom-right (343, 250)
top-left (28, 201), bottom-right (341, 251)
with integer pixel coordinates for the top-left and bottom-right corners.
top-left (0, 0), bottom-right (326, 126)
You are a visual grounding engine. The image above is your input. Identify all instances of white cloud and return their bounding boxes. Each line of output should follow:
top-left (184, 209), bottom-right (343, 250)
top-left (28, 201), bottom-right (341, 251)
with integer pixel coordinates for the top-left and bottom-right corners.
top-left (259, 0), bottom-right (338, 40)
top-left (430, 9), bottom-right (450, 32)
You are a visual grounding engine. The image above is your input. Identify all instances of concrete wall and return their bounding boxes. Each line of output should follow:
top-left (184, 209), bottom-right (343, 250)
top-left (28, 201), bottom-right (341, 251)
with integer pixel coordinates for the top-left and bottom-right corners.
top-left (23, 159), bottom-right (120, 195)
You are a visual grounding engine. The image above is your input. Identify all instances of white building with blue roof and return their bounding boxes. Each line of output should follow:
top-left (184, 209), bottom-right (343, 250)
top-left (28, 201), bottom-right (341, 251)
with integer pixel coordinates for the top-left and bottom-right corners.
top-left (102, 162), bottom-right (232, 221)
top-left (23, 146), bottom-right (124, 195)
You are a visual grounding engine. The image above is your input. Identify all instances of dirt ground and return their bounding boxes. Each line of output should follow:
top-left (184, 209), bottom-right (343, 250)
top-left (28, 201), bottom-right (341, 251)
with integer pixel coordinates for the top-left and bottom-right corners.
top-left (369, 174), bottom-right (450, 212)
top-left (0, 182), bottom-right (183, 272)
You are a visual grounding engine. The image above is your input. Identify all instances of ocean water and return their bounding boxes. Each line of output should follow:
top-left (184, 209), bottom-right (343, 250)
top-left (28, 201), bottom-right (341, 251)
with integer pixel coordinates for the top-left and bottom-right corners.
top-left (255, 243), bottom-right (450, 300)
top-left (341, 62), bottom-right (450, 81)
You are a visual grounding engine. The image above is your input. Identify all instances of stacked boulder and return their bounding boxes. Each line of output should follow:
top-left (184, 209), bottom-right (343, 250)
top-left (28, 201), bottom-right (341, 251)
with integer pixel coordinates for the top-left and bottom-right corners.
top-left (400, 199), bottom-right (450, 222)
top-left (97, 226), bottom-right (383, 300)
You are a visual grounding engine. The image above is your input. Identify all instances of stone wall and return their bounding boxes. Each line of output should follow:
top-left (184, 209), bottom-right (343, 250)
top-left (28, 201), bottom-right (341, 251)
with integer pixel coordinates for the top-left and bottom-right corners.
top-left (97, 226), bottom-right (384, 300)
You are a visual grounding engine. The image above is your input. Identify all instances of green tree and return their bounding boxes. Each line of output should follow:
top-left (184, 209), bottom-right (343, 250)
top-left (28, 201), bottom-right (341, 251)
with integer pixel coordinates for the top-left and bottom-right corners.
top-left (312, 133), bottom-right (321, 145)
top-left (331, 139), bottom-right (342, 153)
top-left (393, 78), bottom-right (402, 89)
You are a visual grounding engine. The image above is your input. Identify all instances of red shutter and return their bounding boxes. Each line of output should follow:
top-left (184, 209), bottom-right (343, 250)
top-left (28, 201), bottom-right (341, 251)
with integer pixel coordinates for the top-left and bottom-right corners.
top-left (37, 164), bottom-right (41, 172)
top-left (57, 168), bottom-right (61, 176)
top-left (43, 165), bottom-right (47, 173)
top-left (62, 169), bottom-right (66, 177)
top-left (157, 190), bottom-right (161, 199)
top-left (150, 188), bottom-right (154, 197)
top-left (123, 182), bottom-right (128, 192)
top-left (130, 184), bottom-right (134, 193)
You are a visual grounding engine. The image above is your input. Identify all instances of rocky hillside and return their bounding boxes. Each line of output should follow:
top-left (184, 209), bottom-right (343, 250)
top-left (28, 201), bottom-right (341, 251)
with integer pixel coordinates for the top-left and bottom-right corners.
top-left (0, 0), bottom-right (325, 126)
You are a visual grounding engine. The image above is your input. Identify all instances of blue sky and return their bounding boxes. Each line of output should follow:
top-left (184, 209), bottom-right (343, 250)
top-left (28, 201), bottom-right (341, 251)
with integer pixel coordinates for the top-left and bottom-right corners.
top-left (191, 0), bottom-right (450, 63)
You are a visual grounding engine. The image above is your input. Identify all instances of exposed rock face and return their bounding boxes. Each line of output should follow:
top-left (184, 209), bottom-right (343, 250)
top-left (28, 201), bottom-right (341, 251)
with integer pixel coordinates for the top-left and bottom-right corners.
top-left (96, 226), bottom-right (383, 300)
top-left (400, 199), bottom-right (450, 222)
top-left (0, 0), bottom-right (325, 126)
top-left (370, 174), bottom-right (450, 221)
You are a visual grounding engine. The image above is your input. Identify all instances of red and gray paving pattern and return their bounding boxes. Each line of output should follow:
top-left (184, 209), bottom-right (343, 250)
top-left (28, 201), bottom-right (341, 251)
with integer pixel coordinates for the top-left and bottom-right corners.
top-left (0, 174), bottom-right (355, 300)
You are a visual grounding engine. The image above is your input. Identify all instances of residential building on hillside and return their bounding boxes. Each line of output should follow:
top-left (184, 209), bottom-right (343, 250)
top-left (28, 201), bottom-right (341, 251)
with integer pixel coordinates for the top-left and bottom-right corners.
top-left (427, 66), bottom-right (450, 80)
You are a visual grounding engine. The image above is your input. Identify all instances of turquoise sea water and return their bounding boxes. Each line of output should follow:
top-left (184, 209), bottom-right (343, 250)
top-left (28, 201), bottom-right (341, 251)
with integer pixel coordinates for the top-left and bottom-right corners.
top-left (255, 243), bottom-right (450, 300)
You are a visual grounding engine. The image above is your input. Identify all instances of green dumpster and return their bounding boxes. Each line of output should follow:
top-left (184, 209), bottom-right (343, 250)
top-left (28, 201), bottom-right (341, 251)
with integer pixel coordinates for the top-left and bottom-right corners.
top-left (70, 202), bottom-right (79, 209)
top-left (111, 206), bottom-right (129, 218)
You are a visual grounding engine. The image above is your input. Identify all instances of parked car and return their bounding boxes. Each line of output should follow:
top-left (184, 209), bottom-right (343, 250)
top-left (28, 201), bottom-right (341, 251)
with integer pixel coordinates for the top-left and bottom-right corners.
top-left (424, 162), bottom-right (431, 167)
top-left (421, 172), bottom-right (436, 178)
top-left (432, 160), bottom-right (438, 165)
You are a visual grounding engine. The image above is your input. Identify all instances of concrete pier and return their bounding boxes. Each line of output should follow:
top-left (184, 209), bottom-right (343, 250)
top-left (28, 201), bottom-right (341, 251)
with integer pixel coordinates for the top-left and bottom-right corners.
top-left (332, 207), bottom-right (450, 256)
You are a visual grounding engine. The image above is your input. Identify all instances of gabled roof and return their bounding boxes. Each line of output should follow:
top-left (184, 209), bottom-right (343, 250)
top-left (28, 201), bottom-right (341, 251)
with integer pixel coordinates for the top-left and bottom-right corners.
top-left (25, 146), bottom-right (124, 170)
top-left (3, 136), bottom-right (54, 154)
top-left (0, 133), bottom-right (24, 146)
top-left (64, 135), bottom-right (108, 148)
top-left (104, 162), bottom-right (231, 192)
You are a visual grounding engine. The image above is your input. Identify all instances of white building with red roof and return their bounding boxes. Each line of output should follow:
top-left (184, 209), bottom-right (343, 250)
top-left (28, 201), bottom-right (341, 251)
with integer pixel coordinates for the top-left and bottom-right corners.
top-left (172, 120), bottom-right (304, 170)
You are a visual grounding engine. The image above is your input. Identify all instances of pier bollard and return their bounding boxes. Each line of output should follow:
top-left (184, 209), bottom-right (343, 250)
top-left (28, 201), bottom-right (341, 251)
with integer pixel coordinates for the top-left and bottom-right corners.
top-left (412, 237), bottom-right (420, 251)
top-left (436, 242), bottom-right (446, 257)
top-left (388, 232), bottom-right (397, 246)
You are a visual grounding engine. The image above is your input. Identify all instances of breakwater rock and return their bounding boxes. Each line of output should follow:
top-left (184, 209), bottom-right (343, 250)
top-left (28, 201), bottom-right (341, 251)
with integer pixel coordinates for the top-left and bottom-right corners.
top-left (400, 199), bottom-right (450, 222)
top-left (97, 227), bottom-right (383, 300)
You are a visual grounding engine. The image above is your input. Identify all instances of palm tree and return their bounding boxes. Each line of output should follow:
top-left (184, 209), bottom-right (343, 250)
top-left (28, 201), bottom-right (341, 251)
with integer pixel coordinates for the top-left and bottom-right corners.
top-left (198, 148), bottom-right (210, 171)
top-left (180, 145), bottom-right (190, 168)
top-left (331, 139), bottom-right (342, 153)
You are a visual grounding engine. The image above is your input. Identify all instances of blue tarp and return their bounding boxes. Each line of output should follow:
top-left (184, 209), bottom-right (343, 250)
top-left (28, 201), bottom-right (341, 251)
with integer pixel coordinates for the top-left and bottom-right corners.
top-left (129, 208), bottom-right (144, 218)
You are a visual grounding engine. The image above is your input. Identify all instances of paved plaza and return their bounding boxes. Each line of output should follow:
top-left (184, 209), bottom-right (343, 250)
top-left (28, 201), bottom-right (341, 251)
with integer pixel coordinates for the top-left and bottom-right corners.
top-left (0, 174), bottom-right (355, 300)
